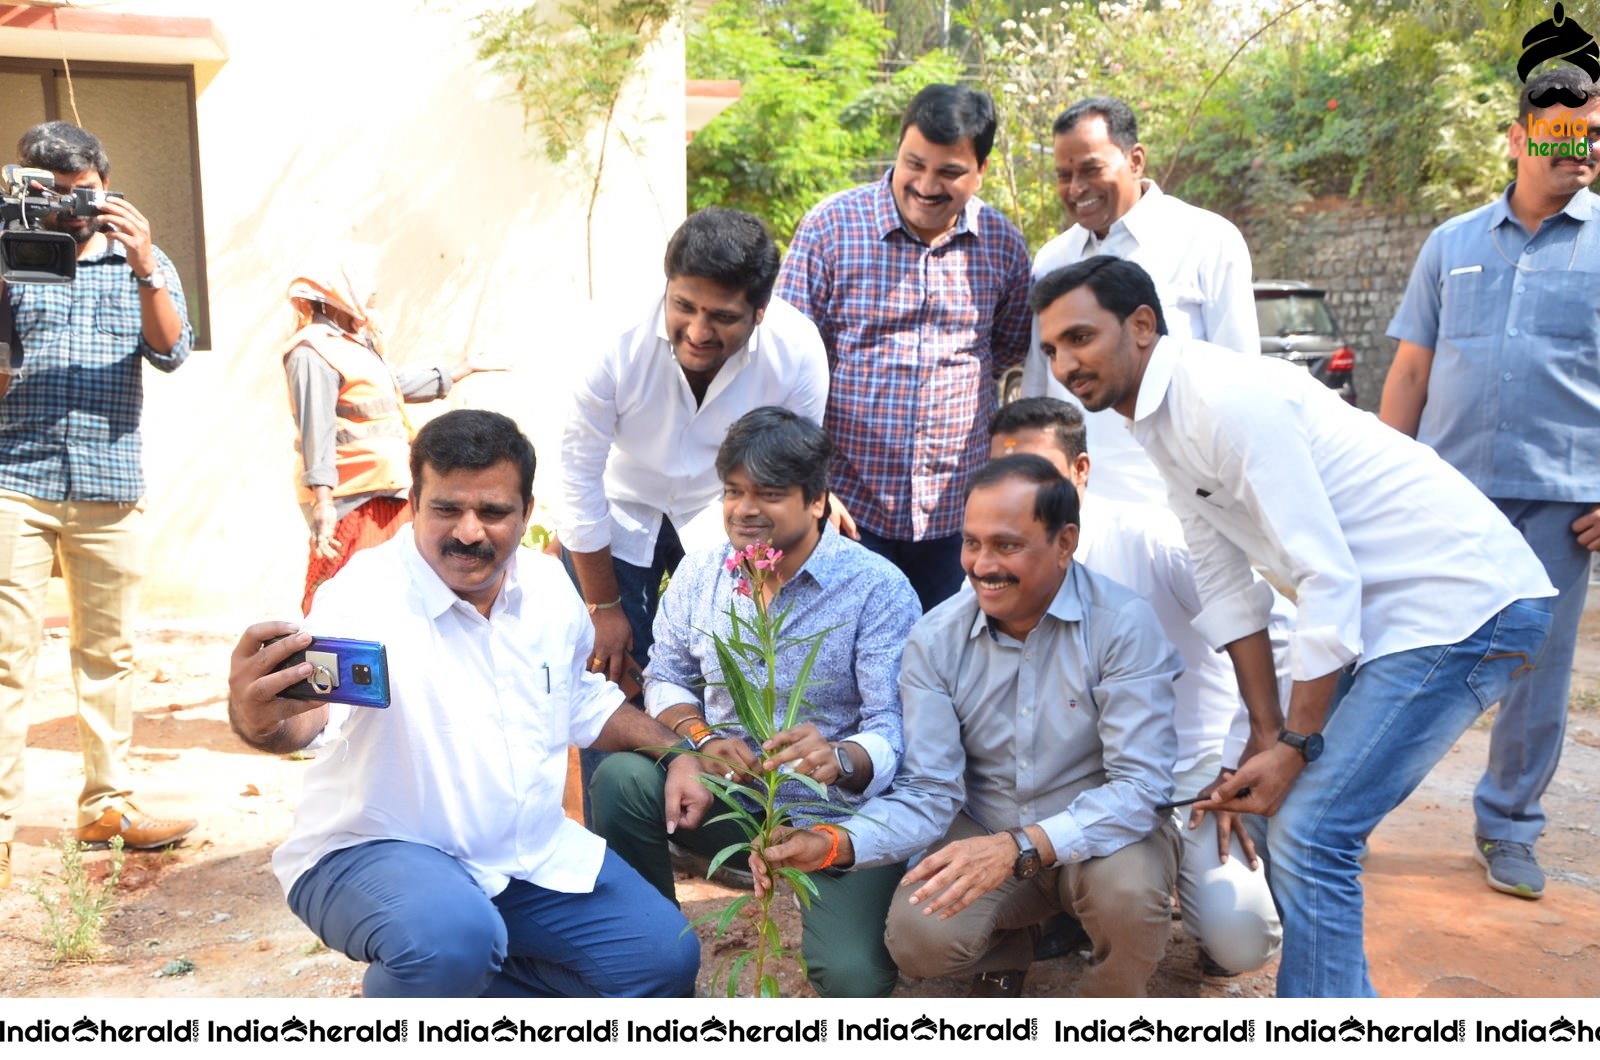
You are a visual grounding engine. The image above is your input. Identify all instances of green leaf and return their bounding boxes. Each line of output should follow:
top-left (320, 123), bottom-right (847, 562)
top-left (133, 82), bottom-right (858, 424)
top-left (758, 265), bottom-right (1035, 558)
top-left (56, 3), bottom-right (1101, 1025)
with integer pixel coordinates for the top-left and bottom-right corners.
top-left (706, 843), bottom-right (753, 880)
top-left (782, 628), bottom-right (832, 730)
top-left (759, 973), bottom-right (781, 997)
top-left (716, 895), bottom-right (754, 934)
top-left (728, 952), bottom-right (754, 996)
top-left (776, 866), bottom-right (818, 905)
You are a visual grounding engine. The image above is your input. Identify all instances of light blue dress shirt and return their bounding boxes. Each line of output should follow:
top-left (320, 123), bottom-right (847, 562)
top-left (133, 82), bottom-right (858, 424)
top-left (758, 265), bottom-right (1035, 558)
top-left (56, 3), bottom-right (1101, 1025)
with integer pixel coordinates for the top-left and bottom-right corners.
top-left (848, 560), bottom-right (1180, 869)
top-left (1387, 185), bottom-right (1600, 502)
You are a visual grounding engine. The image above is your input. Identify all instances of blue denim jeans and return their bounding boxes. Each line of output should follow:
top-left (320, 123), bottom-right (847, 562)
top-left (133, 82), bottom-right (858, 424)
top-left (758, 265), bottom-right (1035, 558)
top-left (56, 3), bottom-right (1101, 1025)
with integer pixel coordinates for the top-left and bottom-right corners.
top-left (287, 839), bottom-right (699, 997)
top-left (1267, 596), bottom-right (1552, 997)
top-left (1476, 499), bottom-right (1592, 845)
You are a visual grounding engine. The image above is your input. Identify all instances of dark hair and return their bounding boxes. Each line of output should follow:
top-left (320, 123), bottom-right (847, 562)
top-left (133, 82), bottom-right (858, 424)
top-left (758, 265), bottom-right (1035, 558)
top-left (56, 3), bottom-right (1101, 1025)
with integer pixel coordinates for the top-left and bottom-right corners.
top-left (1520, 66), bottom-right (1597, 125)
top-left (409, 409), bottom-right (536, 506)
top-left (664, 207), bottom-right (780, 311)
top-left (17, 122), bottom-right (110, 181)
top-left (899, 83), bottom-right (998, 166)
top-left (715, 406), bottom-right (832, 505)
top-left (1029, 255), bottom-right (1169, 336)
top-left (965, 453), bottom-right (1080, 536)
top-left (1052, 96), bottom-right (1139, 149)
top-left (989, 397), bottom-right (1088, 461)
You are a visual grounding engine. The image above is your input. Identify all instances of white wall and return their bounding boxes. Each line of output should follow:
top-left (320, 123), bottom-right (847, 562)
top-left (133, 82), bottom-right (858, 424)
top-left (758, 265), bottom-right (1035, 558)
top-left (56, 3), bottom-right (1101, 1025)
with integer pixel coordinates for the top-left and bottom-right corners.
top-left (109, 0), bottom-right (686, 617)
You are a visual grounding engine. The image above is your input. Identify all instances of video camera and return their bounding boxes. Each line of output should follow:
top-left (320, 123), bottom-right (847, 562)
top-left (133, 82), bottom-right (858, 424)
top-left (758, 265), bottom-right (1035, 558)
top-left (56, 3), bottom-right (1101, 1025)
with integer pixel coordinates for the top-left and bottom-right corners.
top-left (0, 164), bottom-right (123, 284)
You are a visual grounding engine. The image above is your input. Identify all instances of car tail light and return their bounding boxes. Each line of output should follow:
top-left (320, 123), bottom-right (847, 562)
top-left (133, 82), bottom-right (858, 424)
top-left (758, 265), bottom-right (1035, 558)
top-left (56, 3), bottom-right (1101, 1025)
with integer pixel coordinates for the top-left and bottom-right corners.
top-left (1327, 345), bottom-right (1355, 372)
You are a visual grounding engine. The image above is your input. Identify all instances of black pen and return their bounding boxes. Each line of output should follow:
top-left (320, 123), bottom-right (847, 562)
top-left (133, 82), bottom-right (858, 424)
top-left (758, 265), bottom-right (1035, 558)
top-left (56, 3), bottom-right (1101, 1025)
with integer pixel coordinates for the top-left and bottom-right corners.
top-left (1157, 788), bottom-right (1250, 813)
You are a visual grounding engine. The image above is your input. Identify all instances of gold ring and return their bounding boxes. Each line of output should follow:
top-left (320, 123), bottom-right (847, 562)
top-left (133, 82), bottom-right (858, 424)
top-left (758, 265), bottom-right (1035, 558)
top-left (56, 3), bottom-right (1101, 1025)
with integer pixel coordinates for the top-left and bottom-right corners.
top-left (591, 657), bottom-right (601, 668)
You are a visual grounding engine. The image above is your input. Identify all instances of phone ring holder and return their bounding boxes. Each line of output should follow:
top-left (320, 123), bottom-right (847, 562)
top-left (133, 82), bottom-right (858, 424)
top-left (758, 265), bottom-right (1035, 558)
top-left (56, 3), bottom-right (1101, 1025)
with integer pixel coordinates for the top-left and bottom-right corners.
top-left (309, 663), bottom-right (335, 696)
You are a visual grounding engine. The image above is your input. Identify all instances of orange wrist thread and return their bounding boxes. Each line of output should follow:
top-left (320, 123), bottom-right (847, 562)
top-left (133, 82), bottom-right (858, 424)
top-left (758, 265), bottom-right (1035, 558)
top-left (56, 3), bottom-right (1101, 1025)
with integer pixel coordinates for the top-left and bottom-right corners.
top-left (811, 823), bottom-right (842, 870)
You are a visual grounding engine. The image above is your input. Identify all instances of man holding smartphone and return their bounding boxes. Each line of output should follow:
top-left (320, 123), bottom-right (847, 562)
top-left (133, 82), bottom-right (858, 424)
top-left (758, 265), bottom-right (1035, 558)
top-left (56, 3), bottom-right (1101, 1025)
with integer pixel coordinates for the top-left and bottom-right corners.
top-left (229, 410), bottom-right (701, 997)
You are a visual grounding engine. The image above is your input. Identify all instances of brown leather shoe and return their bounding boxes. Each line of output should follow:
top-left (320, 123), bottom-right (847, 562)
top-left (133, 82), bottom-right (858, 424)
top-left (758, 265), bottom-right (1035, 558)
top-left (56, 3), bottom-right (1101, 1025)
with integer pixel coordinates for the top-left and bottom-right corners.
top-left (75, 807), bottom-right (196, 850)
top-left (1, 841), bottom-right (10, 888)
top-left (969, 969), bottom-right (1027, 998)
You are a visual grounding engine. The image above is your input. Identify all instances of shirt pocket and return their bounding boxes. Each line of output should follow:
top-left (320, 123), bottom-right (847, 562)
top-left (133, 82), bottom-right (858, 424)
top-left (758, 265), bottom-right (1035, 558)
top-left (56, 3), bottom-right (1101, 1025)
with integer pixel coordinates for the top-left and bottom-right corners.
top-left (1438, 269), bottom-right (1499, 340)
top-left (93, 286), bottom-right (141, 340)
top-left (1531, 270), bottom-right (1600, 342)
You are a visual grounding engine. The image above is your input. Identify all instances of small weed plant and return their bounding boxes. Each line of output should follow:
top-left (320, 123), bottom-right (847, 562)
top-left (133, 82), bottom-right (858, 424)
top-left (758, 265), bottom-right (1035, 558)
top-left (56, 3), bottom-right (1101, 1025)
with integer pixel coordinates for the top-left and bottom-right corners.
top-left (25, 834), bottom-right (125, 963)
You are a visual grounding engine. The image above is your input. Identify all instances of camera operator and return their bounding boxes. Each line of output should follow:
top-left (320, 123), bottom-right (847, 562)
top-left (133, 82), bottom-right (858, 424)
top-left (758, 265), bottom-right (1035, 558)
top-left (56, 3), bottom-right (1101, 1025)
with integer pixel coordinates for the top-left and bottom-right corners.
top-left (0, 122), bottom-right (196, 888)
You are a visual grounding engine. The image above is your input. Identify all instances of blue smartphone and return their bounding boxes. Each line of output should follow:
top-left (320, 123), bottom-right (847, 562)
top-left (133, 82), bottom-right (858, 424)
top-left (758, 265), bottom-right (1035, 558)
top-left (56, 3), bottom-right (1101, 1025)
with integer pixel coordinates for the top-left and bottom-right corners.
top-left (268, 635), bottom-right (391, 709)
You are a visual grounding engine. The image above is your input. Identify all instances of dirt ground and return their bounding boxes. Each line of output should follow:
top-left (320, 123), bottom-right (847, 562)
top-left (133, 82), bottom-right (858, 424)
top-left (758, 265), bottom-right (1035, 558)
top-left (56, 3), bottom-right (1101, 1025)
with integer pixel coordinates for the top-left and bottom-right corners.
top-left (3, 600), bottom-right (1600, 1000)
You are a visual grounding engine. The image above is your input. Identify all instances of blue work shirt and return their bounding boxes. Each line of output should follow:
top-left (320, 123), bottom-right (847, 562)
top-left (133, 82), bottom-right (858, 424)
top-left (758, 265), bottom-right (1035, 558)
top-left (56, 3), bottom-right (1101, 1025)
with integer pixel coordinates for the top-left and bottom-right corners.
top-left (1387, 184), bottom-right (1599, 503)
top-left (1, 242), bottom-right (193, 502)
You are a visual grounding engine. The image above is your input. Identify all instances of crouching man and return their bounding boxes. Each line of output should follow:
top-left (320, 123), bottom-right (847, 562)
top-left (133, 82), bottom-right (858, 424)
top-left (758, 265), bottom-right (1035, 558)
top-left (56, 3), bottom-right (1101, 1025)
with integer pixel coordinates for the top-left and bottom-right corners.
top-left (229, 410), bottom-right (701, 997)
top-left (590, 406), bottom-right (921, 997)
top-left (757, 456), bottom-right (1181, 997)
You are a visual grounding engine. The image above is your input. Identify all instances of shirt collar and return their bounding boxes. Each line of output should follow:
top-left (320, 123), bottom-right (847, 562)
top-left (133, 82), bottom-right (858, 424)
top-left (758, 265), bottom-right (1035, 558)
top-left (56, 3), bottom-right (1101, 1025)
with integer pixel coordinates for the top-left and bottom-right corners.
top-left (965, 560), bottom-right (1086, 641)
top-left (77, 239), bottom-right (129, 267)
top-left (1131, 334), bottom-right (1180, 424)
top-left (1493, 182), bottom-right (1598, 230)
top-left (1113, 179), bottom-right (1163, 246)
top-left (1063, 178), bottom-right (1161, 255)
top-left (872, 170), bottom-right (982, 245)
top-left (398, 524), bottom-right (519, 620)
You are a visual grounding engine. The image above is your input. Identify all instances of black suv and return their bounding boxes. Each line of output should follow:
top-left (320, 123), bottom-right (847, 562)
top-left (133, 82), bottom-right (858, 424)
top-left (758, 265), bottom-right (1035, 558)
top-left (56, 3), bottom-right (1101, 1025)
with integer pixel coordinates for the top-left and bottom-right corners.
top-left (1253, 281), bottom-right (1356, 404)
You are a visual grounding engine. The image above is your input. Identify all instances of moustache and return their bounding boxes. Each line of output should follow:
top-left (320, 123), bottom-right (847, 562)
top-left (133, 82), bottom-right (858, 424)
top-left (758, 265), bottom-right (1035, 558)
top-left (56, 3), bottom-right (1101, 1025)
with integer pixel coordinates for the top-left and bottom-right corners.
top-left (441, 539), bottom-right (496, 561)
top-left (1528, 85), bottom-right (1594, 111)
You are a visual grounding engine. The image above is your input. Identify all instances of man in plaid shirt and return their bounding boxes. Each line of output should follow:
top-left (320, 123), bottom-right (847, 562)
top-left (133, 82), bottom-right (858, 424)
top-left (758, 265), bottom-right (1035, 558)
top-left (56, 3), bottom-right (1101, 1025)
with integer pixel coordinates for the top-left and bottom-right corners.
top-left (775, 84), bottom-right (1033, 612)
top-left (0, 123), bottom-right (196, 887)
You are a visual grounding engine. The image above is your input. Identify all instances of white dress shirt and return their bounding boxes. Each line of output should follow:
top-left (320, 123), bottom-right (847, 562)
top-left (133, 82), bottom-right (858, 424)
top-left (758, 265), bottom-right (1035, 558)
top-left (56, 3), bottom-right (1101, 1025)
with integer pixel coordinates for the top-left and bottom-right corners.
top-left (1023, 182), bottom-right (1259, 505)
top-left (273, 527), bottom-right (625, 898)
top-left (1078, 495), bottom-right (1252, 772)
top-left (1128, 336), bottom-right (1554, 681)
top-left (557, 294), bottom-right (828, 565)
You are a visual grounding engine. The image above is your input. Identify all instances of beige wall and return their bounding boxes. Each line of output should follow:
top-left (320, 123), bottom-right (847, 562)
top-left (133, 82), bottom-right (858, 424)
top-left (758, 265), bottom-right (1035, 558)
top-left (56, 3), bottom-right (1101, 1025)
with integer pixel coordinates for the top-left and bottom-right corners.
top-left (17, 1), bottom-right (687, 618)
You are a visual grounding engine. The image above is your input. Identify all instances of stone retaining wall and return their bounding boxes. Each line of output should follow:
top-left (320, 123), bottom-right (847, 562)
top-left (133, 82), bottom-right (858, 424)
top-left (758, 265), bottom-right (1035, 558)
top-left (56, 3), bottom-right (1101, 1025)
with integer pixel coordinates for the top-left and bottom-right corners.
top-left (1238, 203), bottom-right (1445, 411)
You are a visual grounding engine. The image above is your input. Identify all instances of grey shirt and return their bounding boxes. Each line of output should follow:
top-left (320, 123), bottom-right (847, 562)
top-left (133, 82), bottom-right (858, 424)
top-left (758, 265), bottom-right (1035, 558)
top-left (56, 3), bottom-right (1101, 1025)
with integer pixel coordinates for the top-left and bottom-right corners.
top-left (849, 560), bottom-right (1181, 868)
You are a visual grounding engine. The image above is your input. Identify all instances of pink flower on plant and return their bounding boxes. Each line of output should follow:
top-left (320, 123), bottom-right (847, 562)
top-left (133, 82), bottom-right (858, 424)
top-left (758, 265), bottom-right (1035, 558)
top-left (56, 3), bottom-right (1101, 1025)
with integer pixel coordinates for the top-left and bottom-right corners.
top-left (1327, 99), bottom-right (1337, 110)
top-left (724, 555), bottom-right (742, 573)
top-left (733, 579), bottom-right (752, 598)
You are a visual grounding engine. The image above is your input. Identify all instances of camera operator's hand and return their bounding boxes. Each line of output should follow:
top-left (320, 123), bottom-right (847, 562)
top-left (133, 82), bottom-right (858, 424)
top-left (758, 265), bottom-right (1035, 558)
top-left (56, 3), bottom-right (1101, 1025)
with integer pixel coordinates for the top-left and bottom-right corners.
top-left (94, 194), bottom-right (157, 277)
top-left (228, 622), bottom-right (330, 755)
top-left (93, 193), bottom-right (187, 355)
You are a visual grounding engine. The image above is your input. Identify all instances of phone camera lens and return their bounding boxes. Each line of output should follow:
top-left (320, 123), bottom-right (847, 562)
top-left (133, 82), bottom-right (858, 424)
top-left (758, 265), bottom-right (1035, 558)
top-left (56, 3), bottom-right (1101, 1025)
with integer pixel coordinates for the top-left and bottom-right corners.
top-left (352, 664), bottom-right (372, 686)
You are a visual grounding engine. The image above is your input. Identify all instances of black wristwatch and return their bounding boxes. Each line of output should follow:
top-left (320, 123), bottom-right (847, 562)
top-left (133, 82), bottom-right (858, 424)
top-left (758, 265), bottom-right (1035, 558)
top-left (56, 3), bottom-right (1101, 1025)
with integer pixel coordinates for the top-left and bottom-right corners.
top-left (1278, 727), bottom-right (1324, 763)
top-left (1007, 827), bottom-right (1042, 880)
top-left (833, 743), bottom-right (855, 779)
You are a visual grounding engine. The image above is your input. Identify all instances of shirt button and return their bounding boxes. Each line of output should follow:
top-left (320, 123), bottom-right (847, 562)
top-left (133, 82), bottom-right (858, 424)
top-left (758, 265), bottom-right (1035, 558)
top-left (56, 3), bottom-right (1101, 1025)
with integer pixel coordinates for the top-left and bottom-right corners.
top-left (1502, 372), bottom-right (1513, 381)
top-left (1508, 327), bottom-right (1519, 336)
top-left (1500, 421), bottom-right (1511, 430)
top-left (1514, 284), bottom-right (1526, 294)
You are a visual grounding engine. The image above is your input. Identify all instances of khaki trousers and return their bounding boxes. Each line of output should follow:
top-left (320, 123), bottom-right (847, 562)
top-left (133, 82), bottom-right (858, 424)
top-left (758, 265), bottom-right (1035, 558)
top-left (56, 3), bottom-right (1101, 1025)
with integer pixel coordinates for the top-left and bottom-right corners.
top-left (885, 811), bottom-right (1181, 997)
top-left (0, 489), bottom-right (145, 839)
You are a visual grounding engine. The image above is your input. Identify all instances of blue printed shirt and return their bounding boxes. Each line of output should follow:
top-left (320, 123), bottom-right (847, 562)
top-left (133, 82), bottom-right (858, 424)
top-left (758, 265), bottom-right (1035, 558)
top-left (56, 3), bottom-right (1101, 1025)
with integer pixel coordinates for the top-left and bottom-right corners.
top-left (1387, 185), bottom-right (1600, 502)
top-left (1, 242), bottom-right (193, 502)
top-left (643, 524), bottom-right (921, 819)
